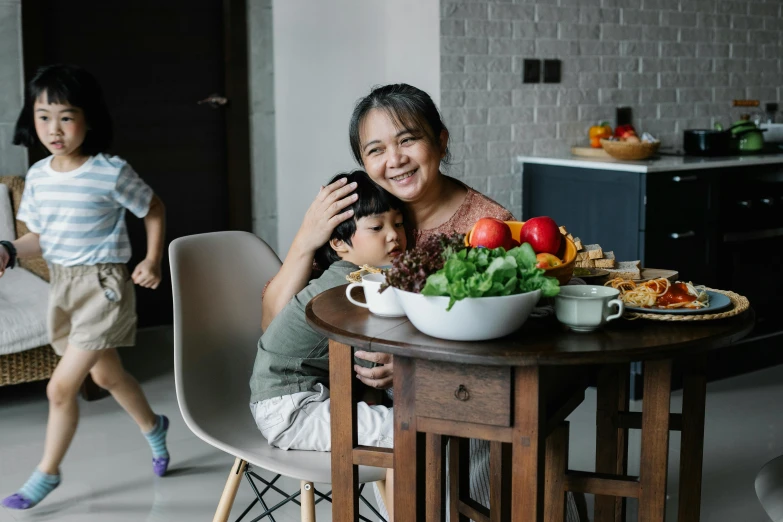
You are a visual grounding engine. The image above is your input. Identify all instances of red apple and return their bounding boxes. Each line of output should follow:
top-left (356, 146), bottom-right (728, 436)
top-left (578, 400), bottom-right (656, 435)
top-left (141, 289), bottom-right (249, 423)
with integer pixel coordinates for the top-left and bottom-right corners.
top-left (469, 218), bottom-right (512, 250)
top-left (535, 253), bottom-right (562, 269)
top-left (519, 216), bottom-right (562, 255)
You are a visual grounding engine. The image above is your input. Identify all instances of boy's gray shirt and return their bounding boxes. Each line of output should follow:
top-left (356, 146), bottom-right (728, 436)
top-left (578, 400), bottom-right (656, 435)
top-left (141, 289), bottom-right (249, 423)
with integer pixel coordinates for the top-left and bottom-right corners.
top-left (250, 260), bottom-right (373, 403)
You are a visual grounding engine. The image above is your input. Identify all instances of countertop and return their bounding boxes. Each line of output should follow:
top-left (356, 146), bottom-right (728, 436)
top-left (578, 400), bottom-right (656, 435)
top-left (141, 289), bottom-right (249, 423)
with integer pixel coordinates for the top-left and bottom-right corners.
top-left (517, 149), bottom-right (783, 173)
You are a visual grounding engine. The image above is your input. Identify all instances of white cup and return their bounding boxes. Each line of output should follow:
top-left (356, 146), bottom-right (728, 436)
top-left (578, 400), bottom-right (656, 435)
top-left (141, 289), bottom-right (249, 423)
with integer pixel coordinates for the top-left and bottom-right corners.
top-left (345, 273), bottom-right (405, 317)
top-left (555, 285), bottom-right (625, 332)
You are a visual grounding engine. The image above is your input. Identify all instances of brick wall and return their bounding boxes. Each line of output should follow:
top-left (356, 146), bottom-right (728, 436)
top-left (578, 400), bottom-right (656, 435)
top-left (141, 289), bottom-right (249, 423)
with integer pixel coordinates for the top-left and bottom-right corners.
top-left (440, 0), bottom-right (783, 218)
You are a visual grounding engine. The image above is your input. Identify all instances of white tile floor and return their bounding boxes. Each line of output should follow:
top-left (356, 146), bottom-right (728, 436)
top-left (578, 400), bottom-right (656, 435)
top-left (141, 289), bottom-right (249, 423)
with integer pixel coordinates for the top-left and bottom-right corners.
top-left (0, 327), bottom-right (780, 521)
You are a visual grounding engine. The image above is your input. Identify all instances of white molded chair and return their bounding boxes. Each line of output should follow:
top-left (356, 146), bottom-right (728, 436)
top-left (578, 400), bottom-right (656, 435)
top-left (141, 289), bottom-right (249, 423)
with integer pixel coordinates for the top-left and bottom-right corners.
top-left (756, 454), bottom-right (783, 521)
top-left (170, 231), bottom-right (387, 522)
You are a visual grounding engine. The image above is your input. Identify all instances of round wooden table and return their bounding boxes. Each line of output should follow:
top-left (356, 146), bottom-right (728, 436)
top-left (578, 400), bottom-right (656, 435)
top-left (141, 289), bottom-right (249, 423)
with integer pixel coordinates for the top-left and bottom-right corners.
top-left (306, 285), bottom-right (754, 522)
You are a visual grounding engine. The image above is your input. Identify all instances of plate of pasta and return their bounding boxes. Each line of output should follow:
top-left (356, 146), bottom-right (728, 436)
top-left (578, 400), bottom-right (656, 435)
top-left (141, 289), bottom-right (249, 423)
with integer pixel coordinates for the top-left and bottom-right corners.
top-left (604, 277), bottom-right (732, 315)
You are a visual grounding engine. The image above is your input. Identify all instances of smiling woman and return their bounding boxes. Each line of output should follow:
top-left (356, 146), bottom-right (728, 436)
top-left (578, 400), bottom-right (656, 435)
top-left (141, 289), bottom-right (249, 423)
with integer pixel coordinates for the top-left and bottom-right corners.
top-left (262, 84), bottom-right (513, 329)
top-left (259, 84), bottom-right (584, 520)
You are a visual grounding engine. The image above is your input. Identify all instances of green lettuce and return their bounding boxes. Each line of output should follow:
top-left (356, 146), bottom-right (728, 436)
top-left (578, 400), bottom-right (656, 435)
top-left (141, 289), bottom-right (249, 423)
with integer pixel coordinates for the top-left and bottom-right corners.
top-left (421, 243), bottom-right (560, 310)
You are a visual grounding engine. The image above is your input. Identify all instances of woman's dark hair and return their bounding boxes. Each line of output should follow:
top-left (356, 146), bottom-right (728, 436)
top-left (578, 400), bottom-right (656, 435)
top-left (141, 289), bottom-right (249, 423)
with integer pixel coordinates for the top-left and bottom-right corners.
top-left (13, 64), bottom-right (113, 156)
top-left (348, 83), bottom-right (451, 166)
top-left (314, 170), bottom-right (404, 269)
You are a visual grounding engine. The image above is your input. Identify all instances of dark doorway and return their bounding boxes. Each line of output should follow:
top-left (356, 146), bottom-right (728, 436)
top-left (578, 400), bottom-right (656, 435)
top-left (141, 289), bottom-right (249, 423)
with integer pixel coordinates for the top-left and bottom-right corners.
top-left (21, 0), bottom-right (251, 327)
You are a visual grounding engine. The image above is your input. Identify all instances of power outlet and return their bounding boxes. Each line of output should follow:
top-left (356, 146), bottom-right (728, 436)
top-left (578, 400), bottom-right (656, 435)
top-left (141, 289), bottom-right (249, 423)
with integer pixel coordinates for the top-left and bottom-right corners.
top-left (543, 59), bottom-right (561, 83)
top-left (523, 59), bottom-right (541, 83)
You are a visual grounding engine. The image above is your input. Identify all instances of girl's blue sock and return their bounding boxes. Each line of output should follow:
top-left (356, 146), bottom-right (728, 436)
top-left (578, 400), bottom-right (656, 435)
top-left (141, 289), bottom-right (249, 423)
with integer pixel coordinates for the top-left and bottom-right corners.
top-left (143, 414), bottom-right (170, 476)
top-left (1, 468), bottom-right (60, 509)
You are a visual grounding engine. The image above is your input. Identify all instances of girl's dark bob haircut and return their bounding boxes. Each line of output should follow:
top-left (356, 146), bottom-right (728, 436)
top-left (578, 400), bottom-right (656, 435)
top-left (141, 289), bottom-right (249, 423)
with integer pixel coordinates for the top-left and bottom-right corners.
top-left (13, 64), bottom-right (113, 156)
top-left (314, 170), bottom-right (404, 269)
top-left (348, 83), bottom-right (451, 167)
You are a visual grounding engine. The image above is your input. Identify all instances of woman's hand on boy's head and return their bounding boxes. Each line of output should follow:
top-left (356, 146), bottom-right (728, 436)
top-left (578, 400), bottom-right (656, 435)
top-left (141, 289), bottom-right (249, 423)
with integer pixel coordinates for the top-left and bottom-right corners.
top-left (296, 178), bottom-right (358, 253)
top-left (354, 351), bottom-right (394, 389)
top-left (132, 258), bottom-right (162, 289)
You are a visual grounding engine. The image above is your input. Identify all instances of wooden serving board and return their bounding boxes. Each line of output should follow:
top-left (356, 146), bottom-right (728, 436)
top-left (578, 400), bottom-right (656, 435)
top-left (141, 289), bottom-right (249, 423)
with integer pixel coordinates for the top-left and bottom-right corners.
top-left (571, 146), bottom-right (611, 158)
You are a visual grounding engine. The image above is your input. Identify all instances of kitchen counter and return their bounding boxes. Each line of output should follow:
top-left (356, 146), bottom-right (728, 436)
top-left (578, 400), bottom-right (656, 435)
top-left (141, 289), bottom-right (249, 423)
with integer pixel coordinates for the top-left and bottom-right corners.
top-left (517, 150), bottom-right (783, 173)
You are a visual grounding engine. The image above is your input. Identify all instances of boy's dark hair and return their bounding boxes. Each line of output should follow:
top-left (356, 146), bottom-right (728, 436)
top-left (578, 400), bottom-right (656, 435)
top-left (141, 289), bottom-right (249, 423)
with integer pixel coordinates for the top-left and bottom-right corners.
top-left (348, 83), bottom-right (451, 166)
top-left (314, 170), bottom-right (404, 269)
top-left (13, 64), bottom-right (113, 156)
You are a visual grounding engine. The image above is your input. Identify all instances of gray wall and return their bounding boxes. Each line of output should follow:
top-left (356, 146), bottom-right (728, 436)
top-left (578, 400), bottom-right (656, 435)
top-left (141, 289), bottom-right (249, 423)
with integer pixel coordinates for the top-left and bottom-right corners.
top-left (248, 0), bottom-right (278, 250)
top-left (440, 0), bottom-right (783, 218)
top-left (268, 0), bottom-right (439, 256)
top-left (0, 0), bottom-right (26, 176)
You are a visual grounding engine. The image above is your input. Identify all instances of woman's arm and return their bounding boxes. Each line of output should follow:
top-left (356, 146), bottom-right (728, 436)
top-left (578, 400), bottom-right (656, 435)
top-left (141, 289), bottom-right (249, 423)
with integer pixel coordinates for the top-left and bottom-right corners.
top-left (353, 351), bottom-right (394, 389)
top-left (261, 178), bottom-right (358, 330)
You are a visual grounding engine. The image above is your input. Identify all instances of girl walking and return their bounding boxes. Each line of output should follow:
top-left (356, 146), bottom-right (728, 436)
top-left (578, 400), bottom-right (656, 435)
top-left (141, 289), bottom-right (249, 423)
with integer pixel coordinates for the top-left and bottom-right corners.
top-left (0, 64), bottom-right (170, 509)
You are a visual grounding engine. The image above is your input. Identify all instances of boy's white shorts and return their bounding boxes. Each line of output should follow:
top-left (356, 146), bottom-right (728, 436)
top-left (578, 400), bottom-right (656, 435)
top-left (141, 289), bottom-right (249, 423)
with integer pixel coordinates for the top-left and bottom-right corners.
top-left (250, 384), bottom-right (394, 451)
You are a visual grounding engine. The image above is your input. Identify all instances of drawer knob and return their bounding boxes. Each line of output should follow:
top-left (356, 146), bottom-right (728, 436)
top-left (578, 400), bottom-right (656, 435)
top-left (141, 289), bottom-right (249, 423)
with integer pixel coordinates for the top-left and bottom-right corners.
top-left (454, 385), bottom-right (470, 402)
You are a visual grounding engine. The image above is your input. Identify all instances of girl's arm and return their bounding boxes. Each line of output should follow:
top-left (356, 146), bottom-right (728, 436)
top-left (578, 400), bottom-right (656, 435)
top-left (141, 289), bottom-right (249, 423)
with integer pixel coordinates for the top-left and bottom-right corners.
top-left (131, 194), bottom-right (165, 289)
top-left (261, 178), bottom-right (358, 330)
top-left (11, 232), bottom-right (43, 258)
top-left (0, 233), bottom-right (42, 277)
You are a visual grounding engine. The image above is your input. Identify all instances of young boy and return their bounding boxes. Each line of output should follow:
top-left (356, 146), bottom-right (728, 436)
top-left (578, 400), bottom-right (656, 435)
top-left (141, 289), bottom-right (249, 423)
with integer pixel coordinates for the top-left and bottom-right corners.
top-left (249, 170), bottom-right (404, 515)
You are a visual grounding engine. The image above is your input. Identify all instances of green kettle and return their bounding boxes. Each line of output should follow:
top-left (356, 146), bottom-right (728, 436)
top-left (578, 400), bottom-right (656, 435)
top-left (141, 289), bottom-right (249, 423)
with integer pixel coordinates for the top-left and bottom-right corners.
top-left (727, 120), bottom-right (766, 153)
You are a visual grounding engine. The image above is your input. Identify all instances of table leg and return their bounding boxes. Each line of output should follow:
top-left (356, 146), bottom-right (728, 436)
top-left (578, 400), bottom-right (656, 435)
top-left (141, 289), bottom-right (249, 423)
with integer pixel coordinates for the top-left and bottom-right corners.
top-left (511, 366), bottom-right (545, 522)
top-left (677, 364), bottom-right (707, 522)
top-left (595, 364), bottom-right (630, 522)
top-left (638, 360), bottom-right (672, 522)
top-left (394, 356), bottom-right (425, 521)
top-left (329, 340), bottom-right (359, 522)
top-left (544, 423), bottom-right (568, 522)
top-left (491, 441), bottom-right (512, 522)
top-left (449, 437), bottom-right (470, 522)
top-left (426, 433), bottom-right (447, 522)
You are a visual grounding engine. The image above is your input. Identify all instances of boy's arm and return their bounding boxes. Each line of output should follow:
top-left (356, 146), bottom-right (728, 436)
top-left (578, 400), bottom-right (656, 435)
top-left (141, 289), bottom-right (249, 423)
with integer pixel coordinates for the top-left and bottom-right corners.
top-left (131, 194), bottom-right (165, 289)
top-left (0, 233), bottom-right (41, 277)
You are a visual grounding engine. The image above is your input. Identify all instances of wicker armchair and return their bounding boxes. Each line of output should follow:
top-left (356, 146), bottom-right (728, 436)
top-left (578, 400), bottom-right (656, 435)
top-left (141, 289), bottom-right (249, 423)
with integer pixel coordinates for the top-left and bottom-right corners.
top-left (0, 175), bottom-right (59, 386)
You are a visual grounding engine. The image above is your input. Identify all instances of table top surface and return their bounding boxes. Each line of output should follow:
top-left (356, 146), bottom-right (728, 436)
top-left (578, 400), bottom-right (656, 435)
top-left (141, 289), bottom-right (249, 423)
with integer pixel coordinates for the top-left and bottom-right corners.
top-left (305, 285), bottom-right (755, 366)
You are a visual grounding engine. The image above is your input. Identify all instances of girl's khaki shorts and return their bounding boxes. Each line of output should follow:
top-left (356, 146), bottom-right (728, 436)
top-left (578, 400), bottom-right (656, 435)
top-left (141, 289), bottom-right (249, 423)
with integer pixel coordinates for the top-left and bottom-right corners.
top-left (48, 263), bottom-right (137, 355)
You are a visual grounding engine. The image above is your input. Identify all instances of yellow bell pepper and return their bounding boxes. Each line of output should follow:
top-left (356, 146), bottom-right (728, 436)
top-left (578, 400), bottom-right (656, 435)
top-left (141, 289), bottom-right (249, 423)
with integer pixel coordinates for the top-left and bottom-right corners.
top-left (589, 121), bottom-right (613, 148)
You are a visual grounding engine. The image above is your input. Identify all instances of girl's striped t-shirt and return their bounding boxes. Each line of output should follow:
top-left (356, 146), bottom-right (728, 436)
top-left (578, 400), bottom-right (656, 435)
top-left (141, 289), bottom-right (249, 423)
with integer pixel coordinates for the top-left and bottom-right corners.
top-left (17, 154), bottom-right (153, 267)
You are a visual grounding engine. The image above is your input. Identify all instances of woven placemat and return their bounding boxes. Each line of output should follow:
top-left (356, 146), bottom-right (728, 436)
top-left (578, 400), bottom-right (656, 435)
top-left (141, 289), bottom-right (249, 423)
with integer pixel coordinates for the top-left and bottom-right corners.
top-left (624, 288), bottom-right (749, 321)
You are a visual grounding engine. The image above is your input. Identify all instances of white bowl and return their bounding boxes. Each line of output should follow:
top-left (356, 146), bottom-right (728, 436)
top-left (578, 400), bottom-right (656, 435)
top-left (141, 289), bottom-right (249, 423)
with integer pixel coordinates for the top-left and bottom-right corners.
top-left (392, 288), bottom-right (542, 341)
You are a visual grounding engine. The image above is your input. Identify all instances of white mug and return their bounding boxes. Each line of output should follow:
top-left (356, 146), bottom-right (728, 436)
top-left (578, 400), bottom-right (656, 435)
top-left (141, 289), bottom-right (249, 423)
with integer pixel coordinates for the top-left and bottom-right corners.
top-left (555, 285), bottom-right (625, 332)
top-left (345, 273), bottom-right (405, 317)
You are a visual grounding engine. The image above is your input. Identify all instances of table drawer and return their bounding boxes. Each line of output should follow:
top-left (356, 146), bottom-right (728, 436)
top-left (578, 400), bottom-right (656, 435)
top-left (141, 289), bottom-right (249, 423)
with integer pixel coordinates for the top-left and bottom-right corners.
top-left (415, 360), bottom-right (511, 427)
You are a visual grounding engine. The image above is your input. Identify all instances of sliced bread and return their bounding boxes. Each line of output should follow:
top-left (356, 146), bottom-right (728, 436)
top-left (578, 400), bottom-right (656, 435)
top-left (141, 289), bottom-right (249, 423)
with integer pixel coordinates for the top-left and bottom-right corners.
top-left (594, 251), bottom-right (616, 268)
top-left (583, 244), bottom-right (604, 260)
top-left (575, 258), bottom-right (596, 269)
top-left (603, 260), bottom-right (641, 280)
top-left (573, 237), bottom-right (583, 250)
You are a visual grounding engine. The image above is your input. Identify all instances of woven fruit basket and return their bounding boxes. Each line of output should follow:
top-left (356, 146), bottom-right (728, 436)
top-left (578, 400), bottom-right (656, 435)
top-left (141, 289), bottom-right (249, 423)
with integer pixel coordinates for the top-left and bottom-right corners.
top-left (600, 139), bottom-right (660, 161)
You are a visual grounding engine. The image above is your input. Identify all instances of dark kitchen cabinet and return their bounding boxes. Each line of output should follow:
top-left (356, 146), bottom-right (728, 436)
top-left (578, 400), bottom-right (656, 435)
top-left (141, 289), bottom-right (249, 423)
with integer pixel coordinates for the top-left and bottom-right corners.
top-left (522, 164), bottom-right (720, 283)
top-left (521, 161), bottom-right (783, 338)
top-left (644, 170), bottom-right (719, 286)
top-left (521, 165), bottom-right (643, 262)
top-left (522, 159), bottom-right (783, 394)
